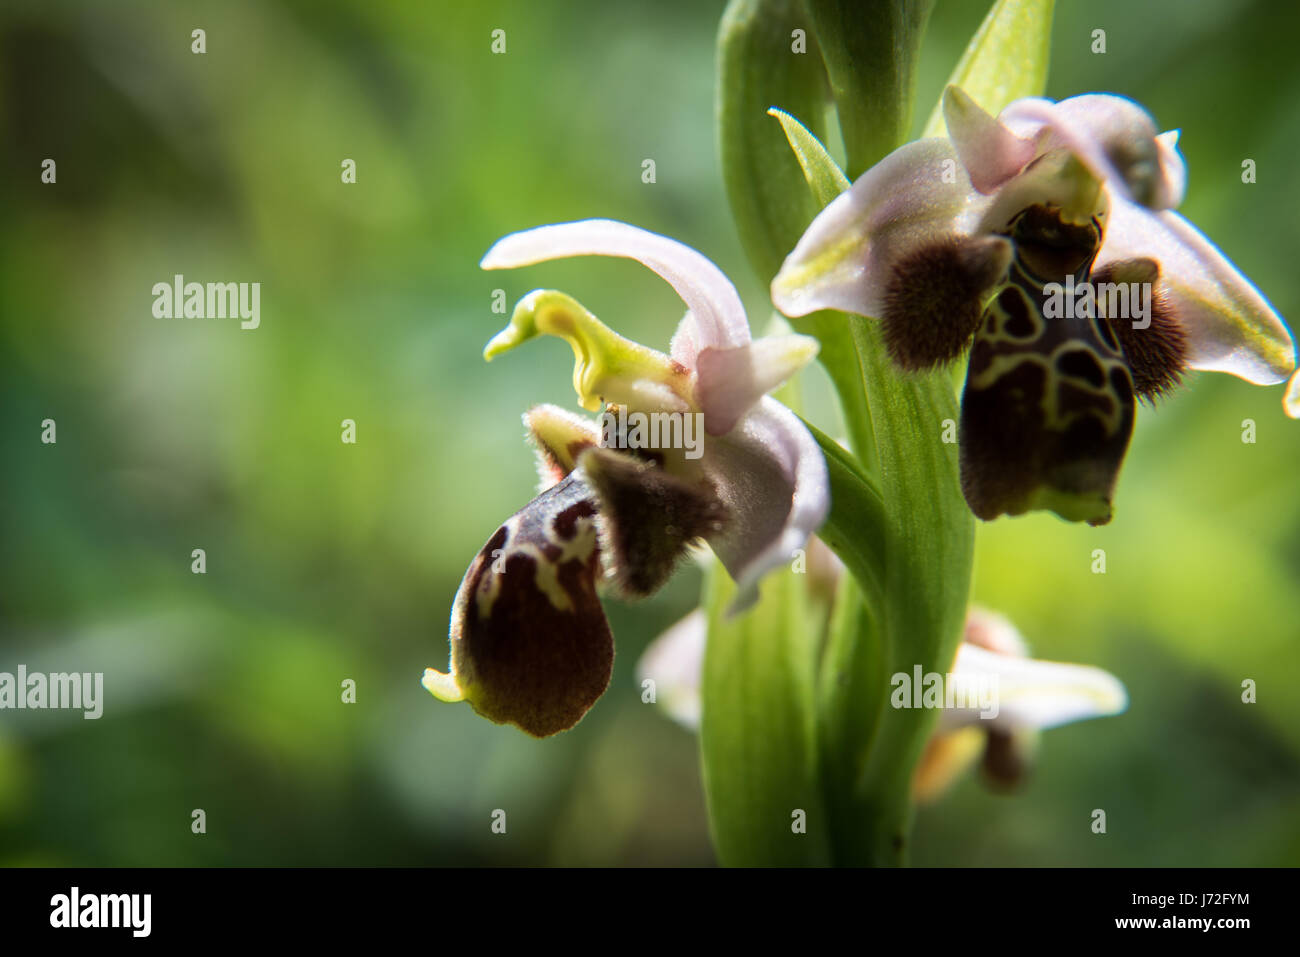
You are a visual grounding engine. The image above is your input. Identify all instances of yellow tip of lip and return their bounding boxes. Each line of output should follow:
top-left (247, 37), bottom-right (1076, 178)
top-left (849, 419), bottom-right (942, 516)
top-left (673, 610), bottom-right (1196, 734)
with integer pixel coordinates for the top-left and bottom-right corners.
top-left (484, 321), bottom-right (529, 361)
top-left (1025, 486), bottom-right (1112, 526)
top-left (422, 668), bottom-right (466, 703)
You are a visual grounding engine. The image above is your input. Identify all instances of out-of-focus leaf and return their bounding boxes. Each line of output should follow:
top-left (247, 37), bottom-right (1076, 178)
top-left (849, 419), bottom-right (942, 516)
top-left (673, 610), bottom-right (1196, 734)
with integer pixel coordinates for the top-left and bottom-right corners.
top-left (815, 571), bottom-right (889, 863)
top-left (707, 1), bottom-right (838, 868)
top-left (803, 419), bottom-right (884, 599)
top-left (804, 0), bottom-right (935, 176)
top-left (718, 0), bottom-right (831, 284)
top-left (700, 559), bottom-right (830, 866)
top-left (922, 0), bottom-right (1055, 137)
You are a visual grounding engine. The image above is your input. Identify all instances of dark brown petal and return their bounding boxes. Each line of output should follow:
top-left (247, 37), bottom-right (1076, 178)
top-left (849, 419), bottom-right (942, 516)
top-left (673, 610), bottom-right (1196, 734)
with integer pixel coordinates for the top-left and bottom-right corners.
top-left (1094, 258), bottom-right (1189, 400)
top-left (880, 236), bottom-right (1013, 371)
top-left (960, 280), bottom-right (1136, 526)
top-left (446, 472), bottom-right (611, 737)
top-left (578, 446), bottom-right (728, 598)
top-left (980, 729), bottom-right (1028, 791)
top-left (1005, 204), bottom-right (1102, 281)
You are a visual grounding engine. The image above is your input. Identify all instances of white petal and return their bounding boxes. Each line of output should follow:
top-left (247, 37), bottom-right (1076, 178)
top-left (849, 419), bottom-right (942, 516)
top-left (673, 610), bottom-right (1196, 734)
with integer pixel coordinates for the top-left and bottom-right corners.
top-left (1000, 93), bottom-right (1182, 210)
top-left (1155, 130), bottom-right (1187, 209)
top-left (481, 219), bottom-right (750, 351)
top-left (668, 312), bottom-right (701, 368)
top-left (1097, 198), bottom-right (1295, 384)
top-left (973, 146), bottom-right (1107, 234)
top-left (943, 85), bottom-right (1036, 194)
top-left (635, 610), bottom-right (706, 730)
top-left (1286, 370), bottom-right (1300, 419)
top-left (771, 139), bottom-right (987, 319)
top-left (936, 644), bottom-right (1127, 734)
top-left (701, 397), bottom-right (829, 612)
top-left (694, 334), bottom-right (819, 436)
top-left (962, 606), bottom-right (1028, 657)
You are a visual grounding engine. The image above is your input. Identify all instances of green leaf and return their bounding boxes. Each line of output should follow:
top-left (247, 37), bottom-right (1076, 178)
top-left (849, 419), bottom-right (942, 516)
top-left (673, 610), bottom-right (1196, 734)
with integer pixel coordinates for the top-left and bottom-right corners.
top-left (922, 0), bottom-right (1055, 138)
top-left (803, 0), bottom-right (935, 177)
top-left (701, 559), bottom-right (830, 866)
top-left (709, 10), bottom-right (863, 865)
top-left (802, 419), bottom-right (884, 599)
top-left (765, 110), bottom-right (879, 474)
top-left (801, 422), bottom-right (902, 865)
top-left (697, 379), bottom-right (883, 868)
top-left (815, 571), bottom-right (889, 862)
top-left (790, 312), bottom-right (880, 475)
top-left (768, 107), bottom-right (850, 205)
top-left (718, 0), bottom-right (832, 285)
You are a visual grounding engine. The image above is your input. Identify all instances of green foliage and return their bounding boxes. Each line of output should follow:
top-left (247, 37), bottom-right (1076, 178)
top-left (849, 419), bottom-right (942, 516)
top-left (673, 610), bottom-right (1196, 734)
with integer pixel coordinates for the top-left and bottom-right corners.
top-left (709, 0), bottom-right (1062, 865)
top-left (804, 0), bottom-right (936, 176)
top-left (2, 0), bottom-right (1298, 869)
top-left (717, 0), bottom-right (831, 284)
top-left (701, 562), bottom-right (830, 865)
top-left (923, 0), bottom-right (1055, 137)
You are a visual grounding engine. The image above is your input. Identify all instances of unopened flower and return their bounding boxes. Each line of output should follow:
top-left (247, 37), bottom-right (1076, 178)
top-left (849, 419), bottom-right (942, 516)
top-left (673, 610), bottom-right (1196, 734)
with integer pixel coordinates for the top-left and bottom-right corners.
top-left (773, 86), bottom-right (1295, 526)
top-left (423, 220), bottom-right (828, 737)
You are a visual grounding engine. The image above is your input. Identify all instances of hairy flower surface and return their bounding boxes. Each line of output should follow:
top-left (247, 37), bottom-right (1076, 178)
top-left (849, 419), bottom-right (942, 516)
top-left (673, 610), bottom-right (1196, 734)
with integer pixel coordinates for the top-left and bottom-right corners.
top-left (424, 220), bottom-right (829, 736)
top-left (773, 86), bottom-right (1295, 525)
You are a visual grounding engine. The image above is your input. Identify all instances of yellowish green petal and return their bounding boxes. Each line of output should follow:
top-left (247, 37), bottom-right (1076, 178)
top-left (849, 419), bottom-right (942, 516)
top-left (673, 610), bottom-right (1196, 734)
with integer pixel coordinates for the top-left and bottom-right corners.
top-left (523, 404), bottom-right (601, 489)
top-left (421, 667), bottom-right (466, 703)
top-left (486, 289), bottom-right (695, 414)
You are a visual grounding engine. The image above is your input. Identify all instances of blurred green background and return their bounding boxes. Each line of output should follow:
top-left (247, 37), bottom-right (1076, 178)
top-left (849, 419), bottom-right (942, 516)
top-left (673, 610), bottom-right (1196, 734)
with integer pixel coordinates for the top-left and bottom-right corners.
top-left (1, 0), bottom-right (1297, 866)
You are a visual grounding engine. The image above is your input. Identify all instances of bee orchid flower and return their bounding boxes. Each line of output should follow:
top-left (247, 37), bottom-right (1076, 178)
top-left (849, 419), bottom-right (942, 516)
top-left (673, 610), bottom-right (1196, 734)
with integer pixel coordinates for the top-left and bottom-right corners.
top-left (423, 220), bottom-right (828, 737)
top-left (912, 607), bottom-right (1127, 800)
top-left (637, 605), bottom-right (1127, 801)
top-left (772, 86), bottom-right (1295, 525)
